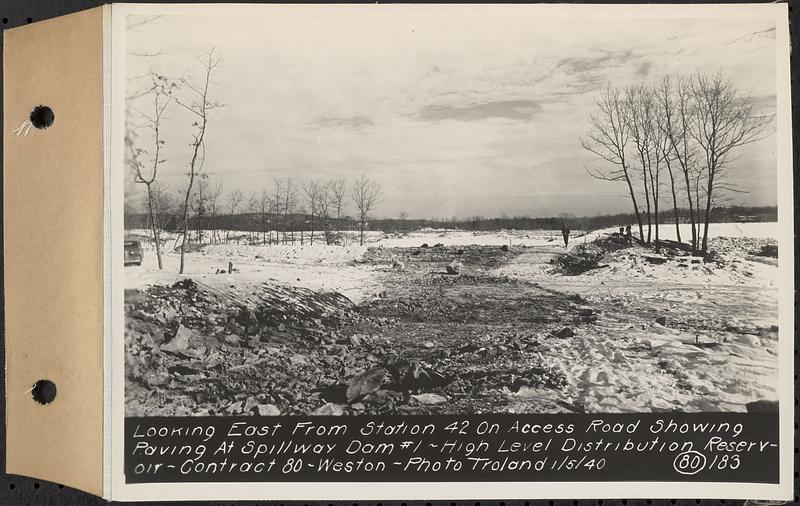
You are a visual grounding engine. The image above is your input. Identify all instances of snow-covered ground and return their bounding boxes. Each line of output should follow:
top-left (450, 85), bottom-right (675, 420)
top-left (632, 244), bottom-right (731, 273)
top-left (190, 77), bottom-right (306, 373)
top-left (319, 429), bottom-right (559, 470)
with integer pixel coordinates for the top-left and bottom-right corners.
top-left (371, 229), bottom-right (584, 248)
top-left (124, 237), bottom-right (382, 303)
top-left (125, 222), bottom-right (780, 414)
top-left (495, 223), bottom-right (780, 413)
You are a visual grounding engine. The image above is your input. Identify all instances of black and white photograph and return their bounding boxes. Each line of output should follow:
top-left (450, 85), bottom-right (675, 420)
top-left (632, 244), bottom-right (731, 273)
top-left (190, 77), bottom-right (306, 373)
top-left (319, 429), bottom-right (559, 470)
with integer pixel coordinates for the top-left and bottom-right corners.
top-left (120, 6), bottom-right (787, 421)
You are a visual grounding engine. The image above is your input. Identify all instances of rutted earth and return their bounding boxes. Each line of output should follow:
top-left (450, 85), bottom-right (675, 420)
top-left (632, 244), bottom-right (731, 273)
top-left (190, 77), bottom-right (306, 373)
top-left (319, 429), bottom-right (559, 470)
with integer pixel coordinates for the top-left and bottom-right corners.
top-left (125, 235), bottom-right (780, 416)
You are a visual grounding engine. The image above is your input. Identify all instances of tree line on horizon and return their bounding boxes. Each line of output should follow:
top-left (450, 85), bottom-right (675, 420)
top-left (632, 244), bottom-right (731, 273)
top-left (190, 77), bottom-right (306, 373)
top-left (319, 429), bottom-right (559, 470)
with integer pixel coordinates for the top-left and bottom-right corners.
top-left (125, 203), bottom-right (776, 242)
top-left (582, 72), bottom-right (773, 255)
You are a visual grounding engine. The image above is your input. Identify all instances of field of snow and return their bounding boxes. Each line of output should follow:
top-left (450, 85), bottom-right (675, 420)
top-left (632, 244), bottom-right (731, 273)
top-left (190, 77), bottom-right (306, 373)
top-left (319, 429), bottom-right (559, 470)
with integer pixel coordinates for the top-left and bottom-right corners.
top-left (371, 229), bottom-right (587, 248)
top-left (582, 221), bottom-right (778, 244)
top-left (124, 235), bottom-right (383, 303)
top-left (125, 222), bottom-right (780, 415)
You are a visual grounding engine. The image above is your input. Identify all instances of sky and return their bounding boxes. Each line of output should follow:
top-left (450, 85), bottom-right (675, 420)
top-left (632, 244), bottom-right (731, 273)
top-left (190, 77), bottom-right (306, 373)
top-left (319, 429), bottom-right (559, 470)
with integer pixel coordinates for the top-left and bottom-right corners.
top-left (124, 9), bottom-right (779, 219)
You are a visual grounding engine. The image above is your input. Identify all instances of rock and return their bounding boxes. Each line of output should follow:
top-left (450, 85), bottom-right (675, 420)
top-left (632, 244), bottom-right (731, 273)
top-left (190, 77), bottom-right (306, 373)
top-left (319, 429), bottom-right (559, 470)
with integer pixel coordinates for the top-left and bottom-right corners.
top-left (655, 316), bottom-right (667, 326)
top-left (346, 367), bottom-right (387, 402)
top-left (224, 401), bottom-right (244, 415)
top-left (310, 402), bottom-right (345, 416)
top-left (477, 347), bottom-right (498, 358)
top-left (410, 393), bottom-right (448, 405)
top-left (349, 335), bottom-right (362, 347)
top-left (392, 260), bottom-right (405, 272)
top-left (745, 400), bottom-right (779, 413)
top-left (551, 327), bottom-right (575, 339)
top-left (144, 371), bottom-right (170, 387)
top-left (362, 389), bottom-right (403, 406)
top-left (500, 245), bottom-right (509, 252)
top-left (161, 325), bottom-right (204, 358)
top-left (420, 243), bottom-right (429, 248)
top-left (289, 354), bottom-right (308, 366)
top-left (738, 334), bottom-right (762, 347)
top-left (446, 261), bottom-right (462, 275)
top-left (243, 396), bottom-right (258, 414)
top-left (644, 255), bottom-right (668, 265)
top-left (422, 341), bottom-right (435, 349)
top-left (254, 403), bottom-right (281, 416)
top-left (224, 334), bottom-right (241, 346)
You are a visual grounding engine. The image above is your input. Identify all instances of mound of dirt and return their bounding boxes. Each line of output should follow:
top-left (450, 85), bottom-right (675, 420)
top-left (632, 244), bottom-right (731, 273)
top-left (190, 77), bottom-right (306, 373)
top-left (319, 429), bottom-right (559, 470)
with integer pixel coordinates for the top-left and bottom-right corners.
top-left (361, 244), bottom-right (520, 269)
top-left (553, 234), bottom-right (629, 275)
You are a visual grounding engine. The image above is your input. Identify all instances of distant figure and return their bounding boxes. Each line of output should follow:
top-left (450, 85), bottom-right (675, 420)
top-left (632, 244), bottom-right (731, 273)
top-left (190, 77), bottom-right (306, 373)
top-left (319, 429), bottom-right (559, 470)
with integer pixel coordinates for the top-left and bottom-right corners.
top-left (618, 227), bottom-right (625, 236)
top-left (561, 223), bottom-right (570, 247)
top-left (625, 225), bottom-right (632, 246)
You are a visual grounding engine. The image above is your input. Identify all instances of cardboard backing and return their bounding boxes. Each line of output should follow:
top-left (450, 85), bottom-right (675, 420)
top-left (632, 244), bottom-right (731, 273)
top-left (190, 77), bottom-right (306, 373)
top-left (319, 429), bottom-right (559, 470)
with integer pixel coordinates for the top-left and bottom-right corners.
top-left (3, 6), bottom-right (105, 497)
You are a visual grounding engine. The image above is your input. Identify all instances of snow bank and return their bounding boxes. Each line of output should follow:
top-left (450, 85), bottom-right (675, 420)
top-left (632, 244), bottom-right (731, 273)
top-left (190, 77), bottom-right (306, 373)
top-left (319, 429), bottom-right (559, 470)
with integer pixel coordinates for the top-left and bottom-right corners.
top-left (202, 243), bottom-right (367, 265)
top-left (586, 222), bottom-right (778, 243)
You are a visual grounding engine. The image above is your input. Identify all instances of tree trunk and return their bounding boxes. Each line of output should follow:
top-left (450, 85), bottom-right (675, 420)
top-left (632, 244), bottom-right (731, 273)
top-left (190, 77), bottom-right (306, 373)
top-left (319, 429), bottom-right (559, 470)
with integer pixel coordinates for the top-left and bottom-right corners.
top-left (641, 163), bottom-right (652, 244)
top-left (681, 170), bottom-right (696, 253)
top-left (179, 170), bottom-right (195, 274)
top-left (665, 162), bottom-right (681, 243)
top-left (622, 169), bottom-right (644, 246)
top-left (145, 184), bottom-right (163, 270)
top-left (701, 171), bottom-right (715, 254)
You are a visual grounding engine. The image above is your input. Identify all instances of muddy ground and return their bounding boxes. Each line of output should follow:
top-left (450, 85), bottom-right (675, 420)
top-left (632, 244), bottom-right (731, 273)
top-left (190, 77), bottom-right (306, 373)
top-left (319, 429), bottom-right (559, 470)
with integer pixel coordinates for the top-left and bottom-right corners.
top-left (125, 240), bottom-right (779, 416)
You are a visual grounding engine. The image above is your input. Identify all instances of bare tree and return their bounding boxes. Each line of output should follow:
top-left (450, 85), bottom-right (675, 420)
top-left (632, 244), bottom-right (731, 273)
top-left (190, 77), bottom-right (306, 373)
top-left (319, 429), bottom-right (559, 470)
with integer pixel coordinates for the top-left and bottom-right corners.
top-left (176, 49), bottom-right (223, 274)
top-left (329, 178), bottom-right (347, 243)
top-left (271, 178), bottom-right (286, 244)
top-left (259, 189), bottom-right (271, 245)
top-left (302, 180), bottom-right (321, 246)
top-left (207, 177), bottom-right (223, 244)
top-left (283, 178), bottom-right (299, 245)
top-left (225, 189), bottom-right (243, 243)
top-left (654, 77), bottom-right (684, 245)
top-left (129, 74), bottom-right (173, 269)
top-left (303, 180), bottom-right (332, 246)
top-left (351, 173), bottom-right (383, 246)
top-left (689, 72), bottom-right (773, 253)
top-left (150, 182), bottom-right (176, 233)
top-left (317, 182), bottom-right (332, 244)
top-left (625, 83), bottom-right (657, 244)
top-left (190, 175), bottom-right (210, 245)
top-left (246, 192), bottom-right (259, 244)
top-left (582, 83), bottom-right (644, 242)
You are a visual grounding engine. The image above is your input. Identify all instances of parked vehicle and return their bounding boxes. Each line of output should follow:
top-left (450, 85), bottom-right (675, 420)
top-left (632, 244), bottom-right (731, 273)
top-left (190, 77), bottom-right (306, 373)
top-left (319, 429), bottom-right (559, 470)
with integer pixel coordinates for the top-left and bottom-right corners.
top-left (124, 240), bottom-right (143, 266)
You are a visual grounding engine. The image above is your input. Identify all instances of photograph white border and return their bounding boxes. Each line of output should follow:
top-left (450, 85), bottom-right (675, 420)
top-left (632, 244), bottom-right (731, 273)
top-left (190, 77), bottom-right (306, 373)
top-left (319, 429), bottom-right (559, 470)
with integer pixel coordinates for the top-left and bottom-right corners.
top-left (108, 3), bottom-right (794, 501)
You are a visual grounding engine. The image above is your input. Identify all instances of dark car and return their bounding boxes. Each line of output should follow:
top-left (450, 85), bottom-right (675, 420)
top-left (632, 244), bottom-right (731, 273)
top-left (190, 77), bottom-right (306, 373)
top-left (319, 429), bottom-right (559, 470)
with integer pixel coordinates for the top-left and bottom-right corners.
top-left (124, 240), bottom-right (143, 266)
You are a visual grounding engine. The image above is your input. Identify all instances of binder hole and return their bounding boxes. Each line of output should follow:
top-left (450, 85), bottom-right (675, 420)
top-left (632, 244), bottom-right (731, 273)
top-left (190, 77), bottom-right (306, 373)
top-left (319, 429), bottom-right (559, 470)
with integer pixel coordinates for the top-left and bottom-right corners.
top-left (30, 105), bottom-right (55, 130)
top-left (8, 483), bottom-right (15, 490)
top-left (33, 483), bottom-right (40, 489)
top-left (2, 18), bottom-right (8, 24)
top-left (31, 379), bottom-right (56, 404)
top-left (26, 17), bottom-right (32, 24)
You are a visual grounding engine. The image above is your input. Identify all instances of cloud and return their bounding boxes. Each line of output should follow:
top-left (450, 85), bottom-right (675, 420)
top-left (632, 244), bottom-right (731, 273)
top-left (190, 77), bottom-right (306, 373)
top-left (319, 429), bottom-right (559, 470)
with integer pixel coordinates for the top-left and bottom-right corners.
top-left (553, 49), bottom-right (634, 75)
top-left (417, 99), bottom-right (544, 122)
top-left (727, 27), bottom-right (776, 44)
top-left (311, 115), bottom-right (375, 130)
top-left (634, 61), bottom-right (652, 77)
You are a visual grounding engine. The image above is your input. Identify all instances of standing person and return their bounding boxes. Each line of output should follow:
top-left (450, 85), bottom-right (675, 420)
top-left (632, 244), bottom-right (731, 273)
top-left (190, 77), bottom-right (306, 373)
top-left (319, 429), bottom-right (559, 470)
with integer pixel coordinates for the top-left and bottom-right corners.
top-left (561, 223), bottom-right (570, 247)
top-left (625, 225), bottom-right (632, 246)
